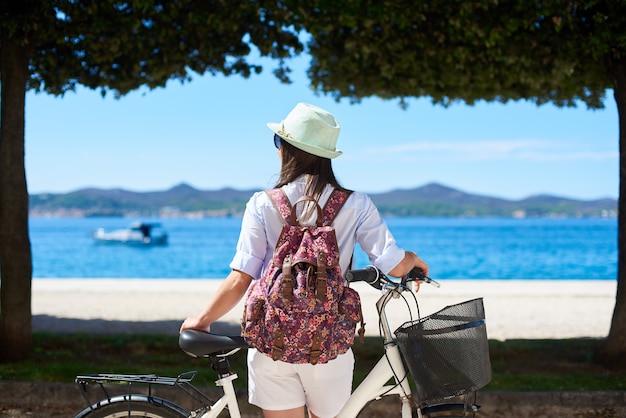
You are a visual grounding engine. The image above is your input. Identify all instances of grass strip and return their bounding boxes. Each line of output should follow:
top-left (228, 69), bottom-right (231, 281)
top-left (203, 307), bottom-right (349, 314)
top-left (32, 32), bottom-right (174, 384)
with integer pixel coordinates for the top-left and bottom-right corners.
top-left (0, 333), bottom-right (623, 392)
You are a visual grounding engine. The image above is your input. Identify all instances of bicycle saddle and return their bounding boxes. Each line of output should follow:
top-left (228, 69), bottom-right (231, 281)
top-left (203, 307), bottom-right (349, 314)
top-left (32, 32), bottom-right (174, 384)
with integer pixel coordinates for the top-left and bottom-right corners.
top-left (179, 330), bottom-right (248, 358)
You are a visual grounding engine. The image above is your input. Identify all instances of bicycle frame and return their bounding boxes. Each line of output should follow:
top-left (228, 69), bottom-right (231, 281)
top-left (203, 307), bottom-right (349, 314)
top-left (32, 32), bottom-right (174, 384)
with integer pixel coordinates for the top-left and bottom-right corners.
top-left (183, 285), bottom-right (415, 418)
top-left (76, 269), bottom-right (483, 418)
top-left (192, 284), bottom-right (416, 418)
top-left (197, 372), bottom-right (241, 418)
top-left (185, 280), bottom-right (479, 418)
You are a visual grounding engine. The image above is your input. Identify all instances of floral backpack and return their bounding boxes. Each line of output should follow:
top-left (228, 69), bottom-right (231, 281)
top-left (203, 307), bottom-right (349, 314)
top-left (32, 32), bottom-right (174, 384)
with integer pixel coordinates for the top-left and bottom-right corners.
top-left (242, 188), bottom-right (365, 365)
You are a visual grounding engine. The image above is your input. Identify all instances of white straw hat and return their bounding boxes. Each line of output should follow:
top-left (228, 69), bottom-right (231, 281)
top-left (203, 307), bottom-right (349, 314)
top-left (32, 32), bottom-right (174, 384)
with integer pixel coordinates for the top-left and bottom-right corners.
top-left (267, 103), bottom-right (342, 159)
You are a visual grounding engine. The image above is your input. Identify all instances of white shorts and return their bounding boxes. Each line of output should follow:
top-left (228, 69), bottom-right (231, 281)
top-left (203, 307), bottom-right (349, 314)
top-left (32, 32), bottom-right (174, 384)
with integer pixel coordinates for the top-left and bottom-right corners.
top-left (247, 348), bottom-right (355, 418)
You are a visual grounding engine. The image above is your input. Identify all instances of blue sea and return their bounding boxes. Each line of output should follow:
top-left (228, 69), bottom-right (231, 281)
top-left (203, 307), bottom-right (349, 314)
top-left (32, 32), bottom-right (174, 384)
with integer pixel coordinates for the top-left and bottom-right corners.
top-left (29, 216), bottom-right (617, 280)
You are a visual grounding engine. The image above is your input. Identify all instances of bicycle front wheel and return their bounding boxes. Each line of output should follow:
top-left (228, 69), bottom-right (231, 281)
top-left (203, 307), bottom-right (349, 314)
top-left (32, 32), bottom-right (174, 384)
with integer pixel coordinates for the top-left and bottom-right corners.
top-left (420, 401), bottom-right (481, 417)
top-left (75, 394), bottom-right (188, 418)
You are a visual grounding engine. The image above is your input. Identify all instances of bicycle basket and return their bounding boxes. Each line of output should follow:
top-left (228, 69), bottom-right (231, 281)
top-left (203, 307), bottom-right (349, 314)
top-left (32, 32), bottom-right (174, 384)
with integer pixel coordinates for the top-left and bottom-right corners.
top-left (394, 298), bottom-right (492, 404)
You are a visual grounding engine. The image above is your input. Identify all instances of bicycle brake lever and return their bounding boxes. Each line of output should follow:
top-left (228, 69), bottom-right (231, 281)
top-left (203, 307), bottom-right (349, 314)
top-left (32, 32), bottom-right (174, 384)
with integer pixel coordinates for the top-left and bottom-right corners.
top-left (408, 268), bottom-right (441, 288)
top-left (423, 275), bottom-right (441, 288)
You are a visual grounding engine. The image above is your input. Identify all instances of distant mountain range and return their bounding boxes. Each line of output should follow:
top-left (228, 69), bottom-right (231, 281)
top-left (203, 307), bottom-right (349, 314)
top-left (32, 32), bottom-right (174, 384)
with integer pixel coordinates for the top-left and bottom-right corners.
top-left (29, 182), bottom-right (617, 218)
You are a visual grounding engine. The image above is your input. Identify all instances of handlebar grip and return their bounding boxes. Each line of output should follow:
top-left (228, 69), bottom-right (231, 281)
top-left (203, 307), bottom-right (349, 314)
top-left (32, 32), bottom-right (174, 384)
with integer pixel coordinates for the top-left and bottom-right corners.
top-left (345, 266), bottom-right (383, 290)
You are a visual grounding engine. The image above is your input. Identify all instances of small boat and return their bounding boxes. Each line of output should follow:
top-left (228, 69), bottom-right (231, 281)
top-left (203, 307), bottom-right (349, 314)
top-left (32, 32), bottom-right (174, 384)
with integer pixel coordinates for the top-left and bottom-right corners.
top-left (92, 222), bottom-right (168, 246)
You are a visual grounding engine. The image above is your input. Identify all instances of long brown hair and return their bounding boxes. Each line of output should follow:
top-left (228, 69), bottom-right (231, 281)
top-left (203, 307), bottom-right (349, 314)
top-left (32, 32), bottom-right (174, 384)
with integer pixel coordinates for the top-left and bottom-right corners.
top-left (274, 139), bottom-right (351, 218)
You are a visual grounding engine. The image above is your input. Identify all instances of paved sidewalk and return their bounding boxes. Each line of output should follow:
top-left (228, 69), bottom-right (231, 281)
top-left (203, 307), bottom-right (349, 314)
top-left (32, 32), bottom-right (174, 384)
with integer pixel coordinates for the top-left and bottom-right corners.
top-left (1, 380), bottom-right (625, 417)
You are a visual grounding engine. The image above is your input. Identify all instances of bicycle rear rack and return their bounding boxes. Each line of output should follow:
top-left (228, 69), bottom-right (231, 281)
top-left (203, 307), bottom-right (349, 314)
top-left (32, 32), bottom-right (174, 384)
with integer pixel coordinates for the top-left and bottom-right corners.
top-left (76, 371), bottom-right (215, 413)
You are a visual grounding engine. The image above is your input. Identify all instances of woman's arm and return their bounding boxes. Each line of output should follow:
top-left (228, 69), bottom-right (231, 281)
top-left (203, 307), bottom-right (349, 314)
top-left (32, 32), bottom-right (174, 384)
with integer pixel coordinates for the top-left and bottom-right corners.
top-left (388, 251), bottom-right (429, 292)
top-left (179, 269), bottom-right (253, 333)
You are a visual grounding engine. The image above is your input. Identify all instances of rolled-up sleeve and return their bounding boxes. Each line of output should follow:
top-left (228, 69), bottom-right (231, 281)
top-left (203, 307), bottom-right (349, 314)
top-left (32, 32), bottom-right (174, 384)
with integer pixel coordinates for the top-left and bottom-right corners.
top-left (229, 193), bottom-right (268, 279)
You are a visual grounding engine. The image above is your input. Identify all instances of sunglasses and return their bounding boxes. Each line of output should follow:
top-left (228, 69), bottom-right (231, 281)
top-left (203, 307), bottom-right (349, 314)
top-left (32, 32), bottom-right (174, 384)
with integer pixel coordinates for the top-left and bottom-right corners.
top-left (273, 134), bottom-right (282, 149)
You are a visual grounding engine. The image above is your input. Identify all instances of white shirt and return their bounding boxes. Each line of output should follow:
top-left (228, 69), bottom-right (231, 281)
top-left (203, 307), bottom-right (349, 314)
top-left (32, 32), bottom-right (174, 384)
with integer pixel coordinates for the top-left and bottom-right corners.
top-left (230, 177), bottom-right (406, 279)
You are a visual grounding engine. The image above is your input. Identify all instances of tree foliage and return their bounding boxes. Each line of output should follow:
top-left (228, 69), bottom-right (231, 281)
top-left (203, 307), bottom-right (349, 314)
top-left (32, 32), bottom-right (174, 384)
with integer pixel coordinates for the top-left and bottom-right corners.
top-left (296, 0), bottom-right (621, 108)
top-left (24, 0), bottom-right (304, 97)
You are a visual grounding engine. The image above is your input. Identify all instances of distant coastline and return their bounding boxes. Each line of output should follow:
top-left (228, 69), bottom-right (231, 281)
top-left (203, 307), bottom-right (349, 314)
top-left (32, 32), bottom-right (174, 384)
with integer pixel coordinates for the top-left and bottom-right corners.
top-left (29, 182), bottom-right (617, 219)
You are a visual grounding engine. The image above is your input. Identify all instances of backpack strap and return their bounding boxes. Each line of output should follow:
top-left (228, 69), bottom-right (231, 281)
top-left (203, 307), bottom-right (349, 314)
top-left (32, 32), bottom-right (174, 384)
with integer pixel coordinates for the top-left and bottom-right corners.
top-left (281, 254), bottom-right (294, 304)
top-left (291, 196), bottom-right (324, 227)
top-left (322, 189), bottom-right (352, 226)
top-left (271, 329), bottom-right (285, 361)
top-left (266, 188), bottom-right (292, 225)
top-left (310, 333), bottom-right (323, 365)
top-left (267, 188), bottom-right (351, 226)
top-left (315, 252), bottom-right (327, 302)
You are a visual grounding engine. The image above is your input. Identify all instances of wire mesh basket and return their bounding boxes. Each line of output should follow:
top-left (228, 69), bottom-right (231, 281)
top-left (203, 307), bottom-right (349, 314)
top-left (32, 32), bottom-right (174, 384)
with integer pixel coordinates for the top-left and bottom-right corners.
top-left (394, 298), bottom-right (492, 404)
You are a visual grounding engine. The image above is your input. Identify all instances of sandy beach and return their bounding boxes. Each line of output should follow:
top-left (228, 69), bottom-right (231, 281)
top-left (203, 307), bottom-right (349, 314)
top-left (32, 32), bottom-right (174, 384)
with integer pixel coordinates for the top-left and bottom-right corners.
top-left (32, 278), bottom-right (616, 340)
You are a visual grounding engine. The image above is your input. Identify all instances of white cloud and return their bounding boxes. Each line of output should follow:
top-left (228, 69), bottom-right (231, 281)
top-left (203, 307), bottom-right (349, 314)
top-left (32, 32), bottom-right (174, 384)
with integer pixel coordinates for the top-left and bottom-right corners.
top-left (357, 139), bottom-right (618, 162)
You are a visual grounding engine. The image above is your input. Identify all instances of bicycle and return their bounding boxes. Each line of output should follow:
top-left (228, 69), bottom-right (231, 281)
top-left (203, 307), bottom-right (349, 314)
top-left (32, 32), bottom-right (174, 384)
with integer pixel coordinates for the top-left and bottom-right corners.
top-left (74, 267), bottom-right (492, 417)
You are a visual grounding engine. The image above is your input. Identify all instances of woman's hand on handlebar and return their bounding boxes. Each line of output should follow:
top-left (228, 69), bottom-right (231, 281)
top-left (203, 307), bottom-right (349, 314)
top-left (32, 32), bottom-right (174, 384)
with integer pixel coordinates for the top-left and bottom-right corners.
top-left (388, 251), bottom-right (429, 292)
top-left (412, 256), bottom-right (429, 292)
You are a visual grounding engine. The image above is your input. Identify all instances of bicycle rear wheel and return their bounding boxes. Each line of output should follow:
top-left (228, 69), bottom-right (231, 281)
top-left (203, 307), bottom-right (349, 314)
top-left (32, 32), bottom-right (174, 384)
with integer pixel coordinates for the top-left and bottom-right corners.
top-left (75, 394), bottom-right (188, 418)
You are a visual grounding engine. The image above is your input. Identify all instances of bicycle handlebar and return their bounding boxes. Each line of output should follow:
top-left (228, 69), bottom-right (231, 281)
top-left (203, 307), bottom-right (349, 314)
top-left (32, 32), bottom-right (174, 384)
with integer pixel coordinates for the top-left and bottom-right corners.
top-left (345, 265), bottom-right (440, 289)
top-left (345, 266), bottom-right (383, 288)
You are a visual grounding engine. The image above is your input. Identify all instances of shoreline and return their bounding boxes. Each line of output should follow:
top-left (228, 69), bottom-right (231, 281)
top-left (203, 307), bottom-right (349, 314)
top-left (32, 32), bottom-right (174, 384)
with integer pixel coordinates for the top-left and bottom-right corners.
top-left (32, 278), bottom-right (617, 340)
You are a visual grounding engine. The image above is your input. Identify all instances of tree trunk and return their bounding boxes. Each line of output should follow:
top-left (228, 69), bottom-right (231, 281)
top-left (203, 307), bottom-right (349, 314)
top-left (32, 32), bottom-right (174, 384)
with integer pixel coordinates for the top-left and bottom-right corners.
top-left (0, 34), bottom-right (34, 362)
top-left (602, 56), bottom-right (626, 368)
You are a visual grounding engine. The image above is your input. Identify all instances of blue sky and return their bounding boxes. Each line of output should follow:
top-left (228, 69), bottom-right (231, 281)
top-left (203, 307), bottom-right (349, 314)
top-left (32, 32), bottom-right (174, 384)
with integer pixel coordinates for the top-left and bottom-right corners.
top-left (25, 55), bottom-right (618, 200)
